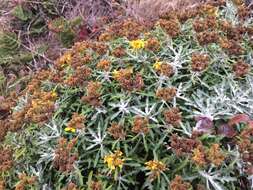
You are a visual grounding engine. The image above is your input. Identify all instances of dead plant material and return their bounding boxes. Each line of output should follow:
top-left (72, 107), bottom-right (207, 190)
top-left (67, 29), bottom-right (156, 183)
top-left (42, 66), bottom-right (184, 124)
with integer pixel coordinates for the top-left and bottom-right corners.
top-left (157, 19), bottom-right (181, 38)
top-left (126, 0), bottom-right (203, 25)
top-left (191, 53), bottom-right (210, 72)
top-left (196, 31), bottom-right (219, 45)
top-left (232, 60), bottom-right (251, 77)
top-left (53, 137), bottom-right (78, 173)
top-left (164, 107), bottom-right (182, 126)
top-left (132, 116), bottom-right (149, 134)
top-left (108, 122), bottom-right (126, 139)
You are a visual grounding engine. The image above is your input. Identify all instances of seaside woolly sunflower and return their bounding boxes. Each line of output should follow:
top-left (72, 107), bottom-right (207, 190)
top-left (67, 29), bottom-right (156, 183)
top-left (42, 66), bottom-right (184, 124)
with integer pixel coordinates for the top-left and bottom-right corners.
top-left (153, 61), bottom-right (162, 71)
top-left (145, 160), bottom-right (166, 180)
top-left (104, 150), bottom-right (125, 170)
top-left (129, 39), bottom-right (145, 50)
top-left (1, 1), bottom-right (253, 189)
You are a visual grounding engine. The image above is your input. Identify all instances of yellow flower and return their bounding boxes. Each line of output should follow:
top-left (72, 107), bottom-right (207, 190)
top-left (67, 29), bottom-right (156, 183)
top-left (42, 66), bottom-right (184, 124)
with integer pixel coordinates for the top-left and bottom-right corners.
top-left (112, 70), bottom-right (120, 79)
top-left (112, 68), bottom-right (133, 80)
top-left (192, 145), bottom-right (206, 166)
top-left (104, 150), bottom-right (125, 170)
top-left (64, 127), bottom-right (76, 133)
top-left (51, 91), bottom-right (57, 98)
top-left (202, 5), bottom-right (218, 17)
top-left (129, 39), bottom-right (145, 50)
top-left (208, 7), bottom-right (218, 17)
top-left (58, 52), bottom-right (72, 67)
top-left (145, 160), bottom-right (166, 171)
top-left (153, 61), bottom-right (162, 71)
top-left (207, 144), bottom-right (225, 166)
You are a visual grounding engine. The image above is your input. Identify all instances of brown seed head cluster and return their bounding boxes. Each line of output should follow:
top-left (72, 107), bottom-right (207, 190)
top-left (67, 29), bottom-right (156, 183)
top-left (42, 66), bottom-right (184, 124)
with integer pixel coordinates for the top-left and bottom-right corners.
top-left (55, 51), bottom-right (73, 69)
top-left (160, 64), bottom-right (174, 77)
top-left (0, 92), bottom-right (17, 119)
top-left (2, 108), bottom-right (27, 135)
top-left (192, 143), bottom-right (225, 167)
top-left (237, 5), bottom-right (250, 20)
top-left (232, 0), bottom-right (244, 5)
top-left (91, 42), bottom-right (108, 55)
top-left (170, 134), bottom-right (200, 156)
top-left (96, 60), bottom-right (111, 71)
top-left (1, 89), bottom-right (57, 139)
top-left (53, 137), bottom-right (78, 173)
top-left (164, 107), bottom-right (182, 126)
top-left (219, 20), bottom-right (246, 41)
top-left (161, 8), bottom-right (198, 23)
top-left (132, 116), bottom-right (149, 134)
top-left (64, 66), bottom-right (92, 87)
top-left (67, 113), bottom-right (86, 130)
top-left (237, 125), bottom-right (253, 174)
top-left (15, 173), bottom-right (37, 190)
top-left (158, 19), bottom-right (181, 38)
top-left (155, 63), bottom-right (174, 77)
top-left (0, 147), bottom-right (13, 172)
top-left (207, 144), bottom-right (226, 166)
top-left (191, 53), bottom-right (210, 72)
top-left (61, 182), bottom-right (80, 190)
top-left (193, 16), bottom-right (217, 32)
top-left (246, 26), bottom-right (253, 37)
top-left (108, 122), bottom-right (126, 139)
top-left (161, 1), bottom-right (224, 24)
top-left (25, 90), bottom-right (57, 125)
top-left (53, 42), bottom-right (93, 87)
top-left (107, 19), bottom-right (145, 40)
top-left (0, 119), bottom-right (8, 141)
top-left (160, 11), bottom-right (177, 20)
top-left (90, 181), bottom-right (102, 190)
top-left (191, 3), bottom-right (221, 46)
top-left (156, 87), bottom-right (177, 101)
top-left (0, 180), bottom-right (5, 190)
top-left (232, 60), bottom-right (251, 78)
top-left (197, 31), bottom-right (219, 45)
top-left (114, 69), bottom-right (144, 91)
top-left (111, 47), bottom-right (126, 58)
top-left (219, 38), bottom-right (244, 55)
top-left (206, 0), bottom-right (226, 7)
top-left (170, 175), bottom-right (191, 190)
top-left (145, 38), bottom-right (160, 52)
top-left (177, 8), bottom-right (199, 23)
top-left (71, 53), bottom-right (92, 68)
top-left (192, 144), bottom-right (207, 166)
top-left (196, 184), bottom-right (207, 190)
top-left (99, 32), bottom-right (113, 42)
top-left (199, 4), bottom-right (218, 17)
top-left (71, 41), bottom-right (90, 53)
top-left (25, 70), bottom-right (52, 94)
top-left (82, 81), bottom-right (102, 107)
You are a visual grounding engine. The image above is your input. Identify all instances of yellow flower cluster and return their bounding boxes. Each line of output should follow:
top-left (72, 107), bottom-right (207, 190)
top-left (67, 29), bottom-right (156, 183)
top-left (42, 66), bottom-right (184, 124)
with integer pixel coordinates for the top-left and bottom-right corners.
top-left (51, 91), bottom-right (58, 98)
top-left (112, 67), bottom-right (133, 80)
top-left (112, 70), bottom-right (120, 79)
top-left (145, 160), bottom-right (166, 171)
top-left (153, 61), bottom-right (163, 71)
top-left (104, 150), bottom-right (125, 170)
top-left (64, 127), bottom-right (76, 133)
top-left (192, 145), bottom-right (206, 166)
top-left (202, 4), bottom-right (218, 17)
top-left (57, 52), bottom-right (72, 67)
top-left (129, 39), bottom-right (145, 50)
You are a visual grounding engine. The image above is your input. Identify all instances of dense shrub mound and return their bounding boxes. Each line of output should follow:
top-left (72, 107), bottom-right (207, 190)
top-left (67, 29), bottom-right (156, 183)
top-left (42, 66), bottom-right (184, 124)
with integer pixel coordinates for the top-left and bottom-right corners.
top-left (0, 1), bottom-right (253, 189)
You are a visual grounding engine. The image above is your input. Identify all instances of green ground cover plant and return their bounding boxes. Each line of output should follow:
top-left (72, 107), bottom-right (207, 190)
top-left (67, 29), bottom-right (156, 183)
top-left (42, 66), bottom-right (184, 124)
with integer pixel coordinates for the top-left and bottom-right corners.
top-left (0, 0), bottom-right (253, 189)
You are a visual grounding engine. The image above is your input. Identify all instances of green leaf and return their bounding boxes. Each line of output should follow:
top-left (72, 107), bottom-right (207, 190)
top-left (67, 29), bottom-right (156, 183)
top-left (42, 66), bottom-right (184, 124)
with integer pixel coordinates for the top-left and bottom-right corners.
top-left (76, 167), bottom-right (84, 186)
top-left (87, 170), bottom-right (93, 190)
top-left (12, 5), bottom-right (29, 21)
